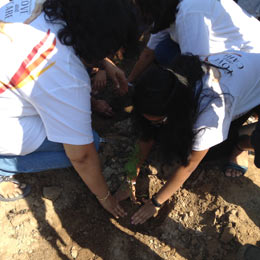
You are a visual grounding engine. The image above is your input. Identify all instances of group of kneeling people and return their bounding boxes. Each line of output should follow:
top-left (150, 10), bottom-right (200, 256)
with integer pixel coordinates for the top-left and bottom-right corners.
top-left (1, 0), bottom-right (260, 242)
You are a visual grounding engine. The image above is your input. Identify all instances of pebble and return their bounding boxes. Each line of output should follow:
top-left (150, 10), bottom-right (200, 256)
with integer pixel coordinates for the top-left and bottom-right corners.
top-left (162, 245), bottom-right (171, 252)
top-left (46, 236), bottom-right (53, 241)
top-left (189, 211), bottom-right (194, 217)
top-left (148, 165), bottom-right (158, 175)
top-left (71, 246), bottom-right (78, 259)
top-left (220, 227), bottom-right (236, 243)
top-left (230, 209), bottom-right (237, 216)
top-left (183, 214), bottom-right (189, 222)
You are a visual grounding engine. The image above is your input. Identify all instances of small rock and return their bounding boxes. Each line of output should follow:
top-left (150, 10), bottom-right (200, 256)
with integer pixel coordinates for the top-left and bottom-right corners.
top-left (220, 227), bottom-right (236, 243)
top-left (70, 246), bottom-right (78, 259)
top-left (230, 209), bottom-right (237, 216)
top-left (148, 165), bottom-right (158, 175)
top-left (189, 211), bottom-right (194, 217)
top-left (46, 236), bottom-right (53, 241)
top-left (182, 214), bottom-right (189, 222)
top-left (43, 186), bottom-right (62, 201)
top-left (162, 245), bottom-right (171, 252)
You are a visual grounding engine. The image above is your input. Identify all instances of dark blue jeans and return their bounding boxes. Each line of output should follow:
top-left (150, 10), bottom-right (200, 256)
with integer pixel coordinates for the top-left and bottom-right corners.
top-left (154, 35), bottom-right (180, 66)
top-left (0, 131), bottom-right (100, 176)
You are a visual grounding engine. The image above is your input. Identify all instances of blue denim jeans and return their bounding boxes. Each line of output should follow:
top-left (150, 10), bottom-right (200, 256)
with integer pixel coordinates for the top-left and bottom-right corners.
top-left (0, 131), bottom-right (100, 177)
top-left (154, 35), bottom-right (180, 66)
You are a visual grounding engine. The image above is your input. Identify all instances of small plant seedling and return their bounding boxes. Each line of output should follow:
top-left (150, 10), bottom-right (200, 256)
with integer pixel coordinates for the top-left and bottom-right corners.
top-left (124, 143), bottom-right (140, 201)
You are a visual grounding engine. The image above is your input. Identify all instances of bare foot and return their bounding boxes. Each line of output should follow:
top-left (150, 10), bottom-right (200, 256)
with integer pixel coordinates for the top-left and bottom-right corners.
top-left (225, 145), bottom-right (248, 177)
top-left (0, 178), bottom-right (27, 200)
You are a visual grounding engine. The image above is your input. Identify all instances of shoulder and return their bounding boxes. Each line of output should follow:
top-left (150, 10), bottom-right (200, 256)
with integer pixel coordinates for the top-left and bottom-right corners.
top-left (178, 0), bottom-right (213, 14)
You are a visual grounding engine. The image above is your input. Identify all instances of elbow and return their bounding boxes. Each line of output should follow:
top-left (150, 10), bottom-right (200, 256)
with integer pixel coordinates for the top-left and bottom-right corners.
top-left (68, 153), bottom-right (89, 164)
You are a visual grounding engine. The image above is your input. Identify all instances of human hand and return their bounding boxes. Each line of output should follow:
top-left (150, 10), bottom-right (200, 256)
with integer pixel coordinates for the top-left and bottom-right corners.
top-left (98, 194), bottom-right (127, 219)
top-left (92, 70), bottom-right (107, 92)
top-left (103, 58), bottom-right (128, 95)
top-left (131, 199), bottom-right (159, 225)
top-left (92, 99), bottom-right (113, 117)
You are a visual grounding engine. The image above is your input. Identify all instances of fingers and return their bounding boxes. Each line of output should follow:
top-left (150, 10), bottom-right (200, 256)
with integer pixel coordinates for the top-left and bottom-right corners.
top-left (100, 195), bottom-right (127, 219)
top-left (114, 204), bottom-right (127, 218)
top-left (93, 79), bottom-right (106, 91)
top-left (131, 202), bottom-right (157, 225)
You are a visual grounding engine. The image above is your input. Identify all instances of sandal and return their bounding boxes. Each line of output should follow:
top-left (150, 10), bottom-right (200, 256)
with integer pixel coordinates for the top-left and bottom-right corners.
top-left (223, 162), bottom-right (248, 176)
top-left (224, 141), bottom-right (248, 177)
top-left (0, 176), bottom-right (31, 202)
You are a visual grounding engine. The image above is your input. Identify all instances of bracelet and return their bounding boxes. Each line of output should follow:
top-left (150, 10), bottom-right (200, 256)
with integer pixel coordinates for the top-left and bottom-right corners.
top-left (96, 190), bottom-right (110, 201)
top-left (151, 195), bottom-right (162, 208)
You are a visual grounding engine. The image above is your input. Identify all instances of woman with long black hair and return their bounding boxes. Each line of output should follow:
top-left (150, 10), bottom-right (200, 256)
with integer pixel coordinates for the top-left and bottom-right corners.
top-left (0, 0), bottom-right (137, 219)
top-left (117, 51), bottom-right (260, 224)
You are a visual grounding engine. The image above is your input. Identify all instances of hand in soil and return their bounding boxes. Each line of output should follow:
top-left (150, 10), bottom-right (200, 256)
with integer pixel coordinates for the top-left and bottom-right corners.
top-left (98, 194), bottom-right (127, 219)
top-left (131, 199), bottom-right (158, 225)
top-left (92, 99), bottom-right (114, 117)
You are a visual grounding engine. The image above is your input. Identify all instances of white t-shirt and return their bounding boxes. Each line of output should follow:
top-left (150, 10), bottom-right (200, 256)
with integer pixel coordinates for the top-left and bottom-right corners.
top-left (192, 51), bottom-right (260, 151)
top-left (0, 0), bottom-right (93, 155)
top-left (147, 0), bottom-right (260, 55)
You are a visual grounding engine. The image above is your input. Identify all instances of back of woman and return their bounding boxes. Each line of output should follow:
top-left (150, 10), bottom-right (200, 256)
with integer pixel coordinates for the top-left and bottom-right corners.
top-left (193, 51), bottom-right (260, 151)
top-left (175, 0), bottom-right (260, 54)
top-left (146, 0), bottom-right (260, 55)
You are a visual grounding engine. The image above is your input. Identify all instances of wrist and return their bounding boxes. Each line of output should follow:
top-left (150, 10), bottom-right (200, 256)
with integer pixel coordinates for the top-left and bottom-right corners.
top-left (151, 195), bottom-right (162, 208)
top-left (96, 190), bottom-right (110, 201)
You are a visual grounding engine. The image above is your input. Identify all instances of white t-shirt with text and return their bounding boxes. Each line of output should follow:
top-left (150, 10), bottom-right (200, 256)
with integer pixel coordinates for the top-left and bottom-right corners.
top-left (193, 51), bottom-right (260, 151)
top-left (0, 0), bottom-right (93, 155)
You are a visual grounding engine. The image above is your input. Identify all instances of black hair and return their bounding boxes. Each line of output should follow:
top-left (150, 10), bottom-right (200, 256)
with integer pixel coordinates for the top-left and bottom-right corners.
top-left (134, 0), bottom-right (179, 33)
top-left (133, 54), bottom-right (205, 166)
top-left (43, 0), bottom-right (139, 63)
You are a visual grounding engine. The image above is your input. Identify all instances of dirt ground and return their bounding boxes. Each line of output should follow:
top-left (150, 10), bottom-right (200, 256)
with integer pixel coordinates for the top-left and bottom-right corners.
top-left (1, 42), bottom-right (260, 260)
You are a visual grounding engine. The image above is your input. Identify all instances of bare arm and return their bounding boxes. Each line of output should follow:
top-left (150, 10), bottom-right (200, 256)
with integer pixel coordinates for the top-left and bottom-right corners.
top-left (102, 57), bottom-right (128, 95)
top-left (136, 139), bottom-right (155, 176)
top-left (128, 47), bottom-right (155, 83)
top-left (131, 149), bottom-right (209, 224)
top-left (155, 149), bottom-right (208, 204)
top-left (63, 142), bottom-right (126, 218)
